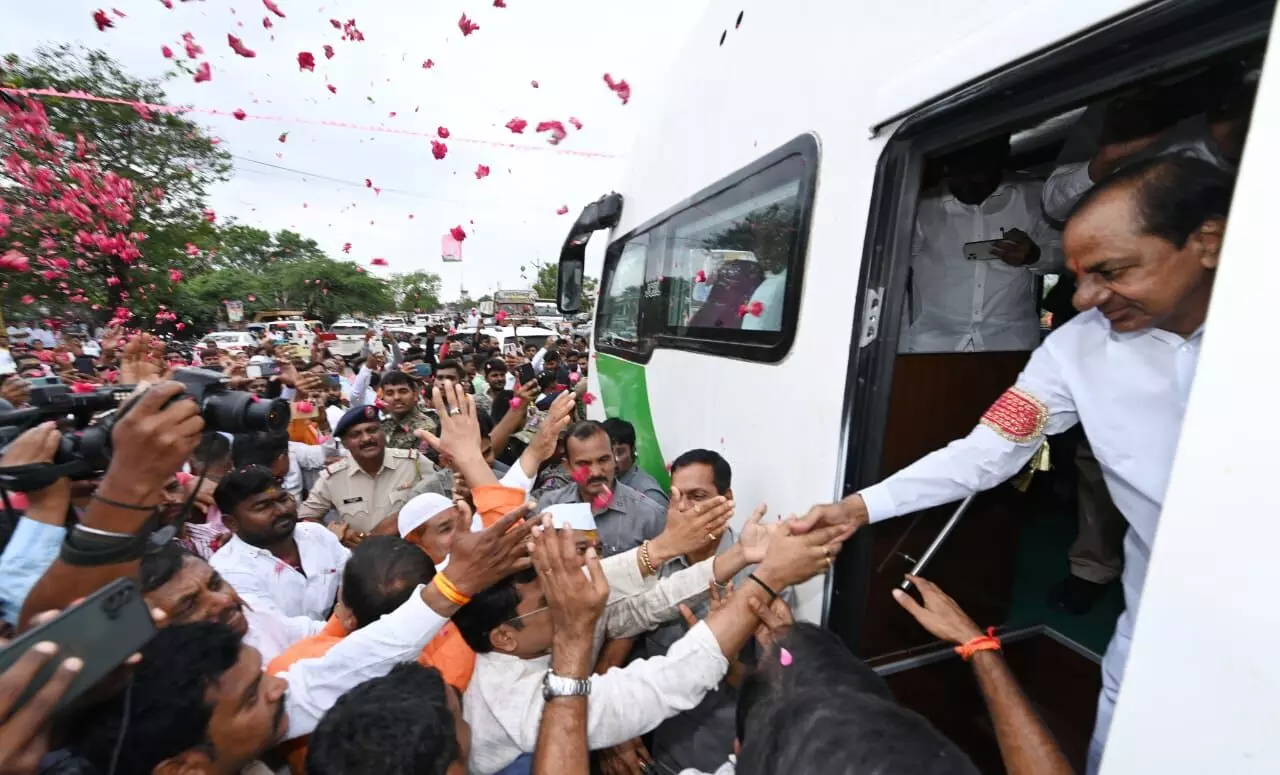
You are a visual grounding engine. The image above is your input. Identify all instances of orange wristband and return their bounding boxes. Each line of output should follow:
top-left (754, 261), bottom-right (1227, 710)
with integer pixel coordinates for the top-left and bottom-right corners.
top-left (954, 627), bottom-right (1001, 661)
top-left (433, 573), bottom-right (472, 606)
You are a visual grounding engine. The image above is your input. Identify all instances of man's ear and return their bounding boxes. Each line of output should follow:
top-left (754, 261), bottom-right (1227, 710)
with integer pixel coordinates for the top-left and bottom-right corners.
top-left (489, 624), bottom-right (520, 655)
top-left (1195, 217), bottom-right (1226, 270)
top-left (220, 512), bottom-right (240, 534)
top-left (154, 750), bottom-right (215, 775)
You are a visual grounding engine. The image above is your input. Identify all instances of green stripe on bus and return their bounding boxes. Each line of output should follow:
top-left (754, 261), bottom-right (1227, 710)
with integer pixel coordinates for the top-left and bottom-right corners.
top-left (594, 353), bottom-right (670, 488)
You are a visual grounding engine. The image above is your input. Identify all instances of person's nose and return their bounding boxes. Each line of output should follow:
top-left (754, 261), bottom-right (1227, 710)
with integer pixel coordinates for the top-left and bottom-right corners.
top-left (1072, 274), bottom-right (1111, 312)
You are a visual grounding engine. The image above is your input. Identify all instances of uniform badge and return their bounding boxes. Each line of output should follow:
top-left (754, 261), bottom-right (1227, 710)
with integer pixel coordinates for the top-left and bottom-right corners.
top-left (342, 496), bottom-right (364, 504)
top-left (980, 387), bottom-right (1048, 443)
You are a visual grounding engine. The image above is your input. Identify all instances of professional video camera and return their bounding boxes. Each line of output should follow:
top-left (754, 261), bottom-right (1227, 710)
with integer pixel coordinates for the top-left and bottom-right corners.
top-left (0, 369), bottom-right (290, 490)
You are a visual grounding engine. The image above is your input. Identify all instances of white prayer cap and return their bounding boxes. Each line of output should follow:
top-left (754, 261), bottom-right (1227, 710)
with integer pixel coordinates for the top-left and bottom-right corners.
top-left (544, 503), bottom-right (598, 532)
top-left (397, 493), bottom-right (455, 538)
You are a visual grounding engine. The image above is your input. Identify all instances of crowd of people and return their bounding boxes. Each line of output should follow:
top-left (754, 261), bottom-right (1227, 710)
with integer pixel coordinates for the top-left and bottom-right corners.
top-left (0, 65), bottom-right (1250, 775)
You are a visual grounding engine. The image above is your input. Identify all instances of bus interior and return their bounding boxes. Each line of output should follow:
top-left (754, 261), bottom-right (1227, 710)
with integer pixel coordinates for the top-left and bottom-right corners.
top-left (828, 2), bottom-right (1270, 772)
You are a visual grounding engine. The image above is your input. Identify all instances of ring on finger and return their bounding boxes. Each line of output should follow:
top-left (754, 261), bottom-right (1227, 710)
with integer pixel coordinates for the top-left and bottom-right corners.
top-left (707, 532), bottom-right (717, 543)
top-left (447, 406), bottom-right (462, 417)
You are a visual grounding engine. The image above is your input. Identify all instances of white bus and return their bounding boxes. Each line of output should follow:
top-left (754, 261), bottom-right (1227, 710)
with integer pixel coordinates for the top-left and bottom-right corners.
top-left (555, 0), bottom-right (1280, 771)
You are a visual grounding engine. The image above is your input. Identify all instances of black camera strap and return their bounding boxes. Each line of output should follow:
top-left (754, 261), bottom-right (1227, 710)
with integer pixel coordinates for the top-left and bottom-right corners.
top-left (0, 462), bottom-right (85, 492)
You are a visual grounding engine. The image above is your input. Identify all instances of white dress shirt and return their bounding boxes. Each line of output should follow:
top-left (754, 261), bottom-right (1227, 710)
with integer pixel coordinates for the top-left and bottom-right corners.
top-left (278, 583), bottom-right (448, 740)
top-left (211, 521), bottom-right (350, 644)
top-left (464, 552), bottom-right (728, 774)
top-left (862, 307), bottom-right (1200, 753)
top-left (900, 180), bottom-right (1062, 354)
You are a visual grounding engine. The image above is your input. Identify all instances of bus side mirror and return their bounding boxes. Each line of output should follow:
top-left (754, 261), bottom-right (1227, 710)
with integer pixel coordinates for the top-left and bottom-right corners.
top-left (557, 193), bottom-right (623, 315)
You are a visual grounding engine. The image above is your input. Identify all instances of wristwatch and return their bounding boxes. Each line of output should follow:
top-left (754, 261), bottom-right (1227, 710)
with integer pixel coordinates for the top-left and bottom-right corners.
top-left (542, 671), bottom-right (591, 700)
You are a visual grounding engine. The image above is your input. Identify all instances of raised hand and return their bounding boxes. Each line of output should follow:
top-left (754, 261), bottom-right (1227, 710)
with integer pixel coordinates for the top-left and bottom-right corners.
top-left (790, 494), bottom-right (869, 540)
top-left (534, 517), bottom-right (609, 639)
top-left (523, 389), bottom-right (576, 466)
top-left (738, 503), bottom-right (776, 564)
top-left (754, 521), bottom-right (846, 590)
top-left (650, 488), bottom-right (734, 564)
top-left (891, 574), bottom-right (985, 646)
top-left (446, 502), bottom-right (535, 597)
top-left (416, 381), bottom-right (483, 464)
top-left (106, 381), bottom-right (204, 503)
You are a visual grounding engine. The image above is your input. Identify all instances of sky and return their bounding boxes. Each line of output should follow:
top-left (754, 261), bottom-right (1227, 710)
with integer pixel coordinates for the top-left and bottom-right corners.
top-left (3, 0), bottom-right (709, 301)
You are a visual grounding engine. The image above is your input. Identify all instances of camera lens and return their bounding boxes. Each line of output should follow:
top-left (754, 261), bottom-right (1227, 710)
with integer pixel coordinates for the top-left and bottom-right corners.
top-left (201, 393), bottom-right (290, 434)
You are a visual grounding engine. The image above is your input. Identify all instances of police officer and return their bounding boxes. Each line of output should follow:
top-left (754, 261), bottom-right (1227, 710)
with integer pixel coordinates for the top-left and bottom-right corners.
top-left (299, 404), bottom-right (435, 541)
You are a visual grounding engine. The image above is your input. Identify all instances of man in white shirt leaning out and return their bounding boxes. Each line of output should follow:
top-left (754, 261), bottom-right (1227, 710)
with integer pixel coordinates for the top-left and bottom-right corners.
top-left (797, 154), bottom-right (1235, 775)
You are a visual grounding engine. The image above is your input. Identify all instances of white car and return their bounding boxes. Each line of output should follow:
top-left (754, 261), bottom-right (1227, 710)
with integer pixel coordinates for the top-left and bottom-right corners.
top-left (328, 320), bottom-right (369, 358)
top-left (205, 331), bottom-right (257, 352)
top-left (266, 320), bottom-right (315, 347)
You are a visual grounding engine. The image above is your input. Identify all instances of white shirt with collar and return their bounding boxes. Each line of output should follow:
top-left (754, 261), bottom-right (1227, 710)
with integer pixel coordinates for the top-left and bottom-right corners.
top-left (901, 180), bottom-right (1062, 354)
top-left (464, 549), bottom-right (728, 774)
top-left (211, 521), bottom-right (350, 645)
top-left (861, 307), bottom-right (1201, 757)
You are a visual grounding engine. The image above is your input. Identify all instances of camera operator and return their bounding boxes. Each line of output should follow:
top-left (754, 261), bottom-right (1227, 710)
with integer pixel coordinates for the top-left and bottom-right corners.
top-left (0, 423), bottom-right (70, 629)
top-left (18, 380), bottom-right (205, 628)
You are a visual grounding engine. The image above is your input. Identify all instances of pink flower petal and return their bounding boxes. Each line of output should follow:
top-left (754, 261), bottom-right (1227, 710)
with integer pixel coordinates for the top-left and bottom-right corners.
top-left (458, 13), bottom-right (479, 36)
top-left (263, 0), bottom-right (286, 18)
top-left (779, 648), bottom-right (793, 666)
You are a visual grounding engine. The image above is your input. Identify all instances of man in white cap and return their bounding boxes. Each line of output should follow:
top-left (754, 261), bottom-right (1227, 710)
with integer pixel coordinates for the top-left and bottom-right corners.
top-left (398, 492), bottom-right (479, 571)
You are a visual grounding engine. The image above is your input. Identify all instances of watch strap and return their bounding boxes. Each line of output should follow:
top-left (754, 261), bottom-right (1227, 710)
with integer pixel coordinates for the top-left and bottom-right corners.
top-left (542, 671), bottom-right (591, 699)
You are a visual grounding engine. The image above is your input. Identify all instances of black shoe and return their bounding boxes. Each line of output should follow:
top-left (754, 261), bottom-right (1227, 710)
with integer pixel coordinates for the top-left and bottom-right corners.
top-left (1047, 575), bottom-right (1110, 615)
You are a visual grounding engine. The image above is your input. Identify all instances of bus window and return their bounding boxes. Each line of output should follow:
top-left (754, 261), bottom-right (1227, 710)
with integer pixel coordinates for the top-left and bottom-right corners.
top-left (664, 154), bottom-right (806, 336)
top-left (596, 235), bottom-right (649, 352)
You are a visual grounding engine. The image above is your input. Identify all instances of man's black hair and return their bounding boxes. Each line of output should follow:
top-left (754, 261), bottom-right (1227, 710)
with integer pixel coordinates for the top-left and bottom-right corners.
top-left (436, 358), bottom-right (464, 377)
top-left (307, 663), bottom-right (459, 775)
top-left (140, 541), bottom-right (201, 594)
top-left (368, 371), bottom-right (382, 389)
top-left (231, 431), bottom-right (289, 470)
top-left (600, 418), bottom-right (636, 450)
top-left (380, 370), bottom-right (416, 390)
top-left (669, 449), bottom-right (733, 495)
top-left (213, 464), bottom-right (281, 514)
top-left (543, 350), bottom-right (560, 364)
top-left (484, 356), bottom-right (507, 374)
top-left (1067, 154), bottom-right (1236, 247)
top-left (343, 536), bottom-right (436, 629)
top-left (735, 622), bottom-right (890, 742)
top-left (737, 689), bottom-right (979, 775)
top-left (452, 568), bottom-right (538, 653)
top-left (191, 432), bottom-right (232, 472)
top-left (74, 623), bottom-right (244, 774)
top-left (403, 347), bottom-right (425, 362)
top-left (564, 420), bottom-right (607, 453)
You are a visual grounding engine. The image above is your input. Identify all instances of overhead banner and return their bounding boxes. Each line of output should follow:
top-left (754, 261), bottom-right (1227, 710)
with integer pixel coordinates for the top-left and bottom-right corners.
top-left (225, 300), bottom-right (244, 323)
top-left (441, 233), bottom-right (463, 263)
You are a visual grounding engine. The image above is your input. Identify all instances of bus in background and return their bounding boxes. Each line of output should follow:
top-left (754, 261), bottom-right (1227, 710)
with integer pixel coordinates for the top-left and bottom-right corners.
top-left (554, 0), bottom-right (1279, 771)
top-left (493, 289), bottom-right (539, 324)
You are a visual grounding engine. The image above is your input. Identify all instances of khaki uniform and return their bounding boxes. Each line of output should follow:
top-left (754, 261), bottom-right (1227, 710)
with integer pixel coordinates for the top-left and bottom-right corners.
top-left (298, 448), bottom-right (435, 533)
top-left (381, 405), bottom-right (440, 451)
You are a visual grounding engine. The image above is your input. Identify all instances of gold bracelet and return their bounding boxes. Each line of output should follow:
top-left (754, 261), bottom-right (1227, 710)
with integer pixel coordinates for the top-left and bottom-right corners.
top-left (639, 540), bottom-right (658, 575)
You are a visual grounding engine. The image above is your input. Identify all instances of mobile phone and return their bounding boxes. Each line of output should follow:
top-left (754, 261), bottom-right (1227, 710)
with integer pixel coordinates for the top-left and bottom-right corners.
top-left (246, 364), bottom-right (263, 379)
top-left (413, 363), bottom-right (432, 378)
top-left (259, 361), bottom-right (281, 378)
top-left (963, 239), bottom-right (1004, 261)
top-left (0, 578), bottom-right (156, 715)
top-left (518, 363), bottom-right (536, 385)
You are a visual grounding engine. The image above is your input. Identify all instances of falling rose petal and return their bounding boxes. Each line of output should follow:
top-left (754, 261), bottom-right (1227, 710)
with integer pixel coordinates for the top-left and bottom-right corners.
top-left (437, 126), bottom-right (450, 139)
top-left (193, 61), bottom-right (212, 83)
top-left (603, 73), bottom-right (632, 105)
top-left (748, 301), bottom-right (764, 317)
top-left (92, 9), bottom-right (114, 31)
top-left (278, 132), bottom-right (289, 143)
top-left (356, 266), bottom-right (365, 273)
top-left (737, 304), bottom-right (748, 317)
top-left (474, 164), bottom-right (490, 179)
top-left (161, 0), bottom-right (173, 7)
top-left (494, 0), bottom-right (507, 6)
top-left (582, 392), bottom-right (597, 405)
top-left (431, 140), bottom-right (448, 160)
top-left (495, 310), bottom-right (509, 324)
top-left (449, 225), bottom-right (467, 242)
top-left (389, 111), bottom-right (397, 118)
top-left (169, 269), bottom-right (184, 282)
top-left (233, 108), bottom-right (247, 120)
top-left (263, 0), bottom-right (286, 18)
top-left (182, 32), bottom-right (204, 58)
top-left (458, 13), bottom-right (480, 36)
top-left (326, 84), bottom-right (337, 94)
top-left (330, 18), bottom-right (341, 29)
top-left (505, 117), bottom-right (528, 134)
top-left (508, 396), bottom-right (523, 410)
top-left (556, 205), bottom-right (569, 215)
top-left (161, 45), bottom-right (174, 58)
top-left (569, 117), bottom-right (583, 130)
top-left (531, 80), bottom-right (539, 88)
top-left (20, 295), bottom-right (35, 305)
top-left (536, 120), bottom-right (567, 145)
top-left (204, 209), bottom-right (217, 223)
top-left (185, 243), bottom-right (200, 256)
top-left (297, 51), bottom-right (315, 71)
top-left (262, 15), bottom-right (273, 29)
top-left (247, 294), bottom-right (257, 302)
top-left (370, 257), bottom-right (388, 266)
top-left (228, 34), bottom-right (257, 57)
top-left (571, 465), bottom-right (590, 485)
top-left (779, 648), bottom-right (794, 667)
top-left (591, 487), bottom-right (614, 511)
top-left (323, 44), bottom-right (335, 60)
top-left (422, 58), bottom-right (435, 69)
top-left (295, 400), bottom-right (315, 414)
top-left (342, 242), bottom-right (352, 253)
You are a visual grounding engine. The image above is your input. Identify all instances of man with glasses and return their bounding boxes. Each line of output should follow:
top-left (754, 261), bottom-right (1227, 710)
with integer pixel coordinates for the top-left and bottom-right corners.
top-left (211, 465), bottom-right (351, 633)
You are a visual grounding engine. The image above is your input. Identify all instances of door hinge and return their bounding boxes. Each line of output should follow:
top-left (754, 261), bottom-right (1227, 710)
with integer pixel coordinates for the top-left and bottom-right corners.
top-left (858, 287), bottom-right (884, 348)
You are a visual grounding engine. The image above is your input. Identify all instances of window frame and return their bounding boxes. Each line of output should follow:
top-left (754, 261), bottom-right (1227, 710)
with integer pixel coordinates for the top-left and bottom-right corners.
top-left (593, 133), bottom-right (820, 364)
top-left (825, 0), bottom-right (1274, 640)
